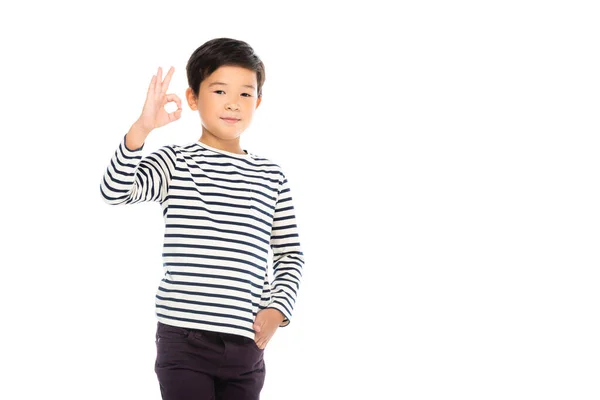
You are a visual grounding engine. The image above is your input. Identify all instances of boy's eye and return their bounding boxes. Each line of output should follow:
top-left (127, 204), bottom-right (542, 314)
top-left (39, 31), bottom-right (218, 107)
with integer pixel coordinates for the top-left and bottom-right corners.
top-left (213, 90), bottom-right (252, 97)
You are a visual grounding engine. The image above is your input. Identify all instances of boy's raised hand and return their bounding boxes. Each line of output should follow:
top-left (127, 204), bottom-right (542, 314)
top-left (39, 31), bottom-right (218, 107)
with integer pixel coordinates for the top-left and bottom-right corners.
top-left (137, 66), bottom-right (182, 132)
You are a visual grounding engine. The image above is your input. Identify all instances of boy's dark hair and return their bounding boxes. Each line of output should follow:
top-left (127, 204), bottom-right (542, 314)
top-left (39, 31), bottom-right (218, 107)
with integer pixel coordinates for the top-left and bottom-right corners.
top-left (186, 38), bottom-right (266, 99)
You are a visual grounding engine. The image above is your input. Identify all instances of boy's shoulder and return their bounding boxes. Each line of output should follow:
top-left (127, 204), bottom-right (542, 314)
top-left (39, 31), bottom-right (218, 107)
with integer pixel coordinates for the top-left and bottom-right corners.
top-left (245, 149), bottom-right (289, 172)
top-left (248, 151), bottom-right (281, 167)
top-left (164, 141), bottom-right (286, 176)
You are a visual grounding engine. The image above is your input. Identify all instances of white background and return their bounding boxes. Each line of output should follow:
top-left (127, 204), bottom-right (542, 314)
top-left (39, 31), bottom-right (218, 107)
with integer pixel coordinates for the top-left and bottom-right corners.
top-left (1, 1), bottom-right (599, 399)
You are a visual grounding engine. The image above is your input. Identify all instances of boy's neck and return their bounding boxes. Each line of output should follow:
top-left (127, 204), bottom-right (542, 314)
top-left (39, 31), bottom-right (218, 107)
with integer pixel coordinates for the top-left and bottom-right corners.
top-left (198, 130), bottom-right (245, 155)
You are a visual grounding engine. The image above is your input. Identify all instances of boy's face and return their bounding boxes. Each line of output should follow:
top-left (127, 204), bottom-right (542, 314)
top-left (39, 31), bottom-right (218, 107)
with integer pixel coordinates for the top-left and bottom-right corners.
top-left (186, 65), bottom-right (261, 141)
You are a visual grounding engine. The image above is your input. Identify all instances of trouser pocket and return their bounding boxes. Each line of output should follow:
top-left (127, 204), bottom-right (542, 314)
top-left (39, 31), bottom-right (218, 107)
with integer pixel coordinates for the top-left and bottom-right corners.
top-left (156, 321), bottom-right (190, 343)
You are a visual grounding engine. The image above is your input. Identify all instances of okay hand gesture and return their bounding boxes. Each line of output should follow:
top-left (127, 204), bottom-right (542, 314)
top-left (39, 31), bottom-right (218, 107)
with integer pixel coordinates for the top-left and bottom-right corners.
top-left (137, 66), bottom-right (182, 132)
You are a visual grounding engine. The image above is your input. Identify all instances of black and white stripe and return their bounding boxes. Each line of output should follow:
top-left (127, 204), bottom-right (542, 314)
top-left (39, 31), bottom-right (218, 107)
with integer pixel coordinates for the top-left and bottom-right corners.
top-left (100, 134), bottom-right (304, 339)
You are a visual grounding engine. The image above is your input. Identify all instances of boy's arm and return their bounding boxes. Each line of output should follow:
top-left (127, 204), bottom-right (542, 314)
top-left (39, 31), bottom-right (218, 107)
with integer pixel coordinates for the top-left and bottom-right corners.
top-left (267, 173), bottom-right (305, 327)
top-left (100, 129), bottom-right (178, 205)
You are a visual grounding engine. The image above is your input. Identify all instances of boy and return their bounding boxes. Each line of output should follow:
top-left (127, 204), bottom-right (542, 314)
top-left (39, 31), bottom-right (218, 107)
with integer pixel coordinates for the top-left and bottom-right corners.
top-left (99, 38), bottom-right (304, 400)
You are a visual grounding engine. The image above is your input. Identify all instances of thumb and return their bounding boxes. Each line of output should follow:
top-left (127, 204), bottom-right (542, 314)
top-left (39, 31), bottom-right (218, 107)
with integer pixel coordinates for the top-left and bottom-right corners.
top-left (253, 316), bottom-right (263, 332)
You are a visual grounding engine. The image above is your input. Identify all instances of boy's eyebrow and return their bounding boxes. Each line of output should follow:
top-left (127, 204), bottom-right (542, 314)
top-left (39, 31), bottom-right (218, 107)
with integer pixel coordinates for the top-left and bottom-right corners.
top-left (208, 81), bottom-right (256, 90)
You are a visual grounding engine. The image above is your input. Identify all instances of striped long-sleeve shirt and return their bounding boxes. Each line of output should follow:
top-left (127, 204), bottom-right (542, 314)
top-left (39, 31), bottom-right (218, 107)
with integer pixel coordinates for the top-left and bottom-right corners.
top-left (100, 134), bottom-right (304, 339)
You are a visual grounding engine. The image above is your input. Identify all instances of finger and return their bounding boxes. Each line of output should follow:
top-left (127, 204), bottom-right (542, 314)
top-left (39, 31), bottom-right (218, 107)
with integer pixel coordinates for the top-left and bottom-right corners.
top-left (166, 94), bottom-right (182, 122)
top-left (161, 66), bottom-right (175, 94)
top-left (254, 318), bottom-right (264, 332)
top-left (147, 75), bottom-right (157, 95)
top-left (155, 67), bottom-right (163, 95)
top-left (166, 93), bottom-right (182, 110)
top-left (168, 108), bottom-right (182, 122)
top-left (256, 332), bottom-right (270, 347)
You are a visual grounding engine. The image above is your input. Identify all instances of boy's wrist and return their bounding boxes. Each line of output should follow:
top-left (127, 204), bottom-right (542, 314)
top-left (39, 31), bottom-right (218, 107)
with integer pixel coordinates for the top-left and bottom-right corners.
top-left (126, 120), bottom-right (151, 151)
top-left (266, 307), bottom-right (287, 323)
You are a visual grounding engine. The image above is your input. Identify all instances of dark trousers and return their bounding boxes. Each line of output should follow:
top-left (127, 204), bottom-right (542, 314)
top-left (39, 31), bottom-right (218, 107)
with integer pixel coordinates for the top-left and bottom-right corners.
top-left (154, 321), bottom-right (266, 400)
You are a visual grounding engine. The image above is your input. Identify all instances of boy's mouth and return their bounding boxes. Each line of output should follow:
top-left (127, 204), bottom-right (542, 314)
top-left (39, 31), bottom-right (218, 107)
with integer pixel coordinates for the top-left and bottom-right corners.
top-left (221, 118), bottom-right (240, 124)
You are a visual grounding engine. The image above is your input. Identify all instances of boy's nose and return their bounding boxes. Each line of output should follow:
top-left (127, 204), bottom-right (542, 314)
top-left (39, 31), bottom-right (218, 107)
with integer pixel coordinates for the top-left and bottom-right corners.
top-left (226, 103), bottom-right (240, 111)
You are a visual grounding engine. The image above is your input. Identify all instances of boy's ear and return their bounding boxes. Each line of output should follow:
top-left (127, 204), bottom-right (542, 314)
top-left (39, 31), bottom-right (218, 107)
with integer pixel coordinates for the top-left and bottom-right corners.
top-left (256, 97), bottom-right (262, 108)
top-left (186, 87), bottom-right (198, 111)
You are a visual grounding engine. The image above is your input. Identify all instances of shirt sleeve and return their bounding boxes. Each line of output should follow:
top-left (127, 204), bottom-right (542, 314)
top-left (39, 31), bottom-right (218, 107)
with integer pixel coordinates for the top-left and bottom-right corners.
top-left (100, 133), bottom-right (178, 205)
top-left (267, 172), bottom-right (305, 327)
